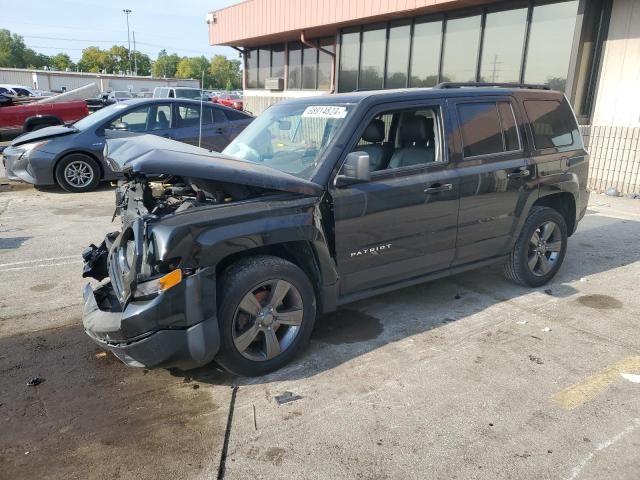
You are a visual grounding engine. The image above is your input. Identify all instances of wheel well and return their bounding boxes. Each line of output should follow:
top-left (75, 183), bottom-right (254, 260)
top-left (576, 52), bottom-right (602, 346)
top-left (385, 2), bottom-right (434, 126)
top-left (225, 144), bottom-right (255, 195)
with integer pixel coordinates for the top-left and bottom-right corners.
top-left (215, 241), bottom-right (323, 311)
top-left (24, 115), bottom-right (63, 132)
top-left (533, 192), bottom-right (576, 235)
top-left (53, 151), bottom-right (104, 184)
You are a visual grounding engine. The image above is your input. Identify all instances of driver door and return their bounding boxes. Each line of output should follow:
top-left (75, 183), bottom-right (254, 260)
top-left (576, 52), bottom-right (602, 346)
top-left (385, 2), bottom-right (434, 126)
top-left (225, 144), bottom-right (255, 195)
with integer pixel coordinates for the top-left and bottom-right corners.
top-left (330, 101), bottom-right (459, 296)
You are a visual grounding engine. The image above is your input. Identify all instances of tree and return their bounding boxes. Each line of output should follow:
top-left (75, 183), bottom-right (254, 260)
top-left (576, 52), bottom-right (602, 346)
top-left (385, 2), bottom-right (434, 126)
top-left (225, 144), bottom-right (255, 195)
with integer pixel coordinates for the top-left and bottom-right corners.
top-left (0, 29), bottom-right (47, 68)
top-left (176, 55), bottom-right (210, 83)
top-left (78, 46), bottom-right (113, 73)
top-left (109, 45), bottom-right (130, 73)
top-left (209, 55), bottom-right (242, 89)
top-left (152, 49), bottom-right (181, 78)
top-left (50, 53), bottom-right (74, 71)
top-left (134, 52), bottom-right (152, 76)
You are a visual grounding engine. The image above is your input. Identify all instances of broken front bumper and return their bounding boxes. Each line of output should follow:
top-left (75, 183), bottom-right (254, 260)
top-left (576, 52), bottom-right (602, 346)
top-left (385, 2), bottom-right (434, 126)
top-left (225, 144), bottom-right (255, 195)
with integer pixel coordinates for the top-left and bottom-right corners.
top-left (82, 252), bottom-right (221, 370)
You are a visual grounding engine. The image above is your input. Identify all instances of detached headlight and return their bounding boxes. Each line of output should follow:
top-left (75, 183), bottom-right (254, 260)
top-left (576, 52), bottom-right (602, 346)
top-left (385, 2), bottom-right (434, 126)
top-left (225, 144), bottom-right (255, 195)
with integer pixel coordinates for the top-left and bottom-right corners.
top-left (19, 140), bottom-right (49, 158)
top-left (134, 269), bottom-right (183, 298)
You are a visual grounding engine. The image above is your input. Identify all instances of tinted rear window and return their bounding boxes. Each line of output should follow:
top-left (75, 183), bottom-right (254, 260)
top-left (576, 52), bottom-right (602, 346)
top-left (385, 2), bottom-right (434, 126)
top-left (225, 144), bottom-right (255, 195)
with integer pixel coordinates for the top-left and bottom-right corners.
top-left (458, 102), bottom-right (504, 157)
top-left (224, 109), bottom-right (250, 121)
top-left (524, 99), bottom-right (576, 149)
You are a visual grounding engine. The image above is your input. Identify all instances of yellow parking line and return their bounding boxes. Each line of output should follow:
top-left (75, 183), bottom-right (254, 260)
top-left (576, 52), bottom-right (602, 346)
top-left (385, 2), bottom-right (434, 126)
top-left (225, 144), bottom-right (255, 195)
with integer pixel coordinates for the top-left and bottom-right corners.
top-left (553, 356), bottom-right (640, 410)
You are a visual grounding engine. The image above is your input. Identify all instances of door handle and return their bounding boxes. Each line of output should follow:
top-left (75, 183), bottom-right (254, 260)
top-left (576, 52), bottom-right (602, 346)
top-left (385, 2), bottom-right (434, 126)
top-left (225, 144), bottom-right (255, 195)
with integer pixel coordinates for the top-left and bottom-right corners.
top-left (507, 168), bottom-right (530, 179)
top-left (424, 183), bottom-right (453, 194)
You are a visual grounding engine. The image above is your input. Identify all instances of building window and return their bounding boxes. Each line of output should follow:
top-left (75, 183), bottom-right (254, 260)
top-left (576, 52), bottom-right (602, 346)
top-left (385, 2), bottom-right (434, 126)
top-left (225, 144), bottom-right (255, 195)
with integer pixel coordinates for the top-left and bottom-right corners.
top-left (480, 7), bottom-right (528, 83)
top-left (271, 44), bottom-right (285, 79)
top-left (318, 38), bottom-right (334, 90)
top-left (338, 29), bottom-right (360, 93)
top-left (359, 25), bottom-right (386, 90)
top-left (257, 48), bottom-right (271, 88)
top-left (302, 43), bottom-right (318, 89)
top-left (288, 42), bottom-right (302, 89)
top-left (246, 49), bottom-right (258, 88)
top-left (409, 19), bottom-right (442, 87)
top-left (524, 0), bottom-right (579, 91)
top-left (385, 21), bottom-right (411, 88)
top-left (441, 14), bottom-right (482, 82)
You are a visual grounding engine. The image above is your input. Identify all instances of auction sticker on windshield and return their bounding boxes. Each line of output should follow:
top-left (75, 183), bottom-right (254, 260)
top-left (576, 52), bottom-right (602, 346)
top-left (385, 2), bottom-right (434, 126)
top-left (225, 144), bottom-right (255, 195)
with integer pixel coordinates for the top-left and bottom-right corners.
top-left (302, 106), bottom-right (348, 119)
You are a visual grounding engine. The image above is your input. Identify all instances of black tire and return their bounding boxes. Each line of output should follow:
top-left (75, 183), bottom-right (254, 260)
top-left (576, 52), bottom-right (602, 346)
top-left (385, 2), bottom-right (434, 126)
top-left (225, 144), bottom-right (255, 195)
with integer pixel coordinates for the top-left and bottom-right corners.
top-left (504, 206), bottom-right (568, 287)
top-left (216, 255), bottom-right (316, 377)
top-left (54, 154), bottom-right (100, 193)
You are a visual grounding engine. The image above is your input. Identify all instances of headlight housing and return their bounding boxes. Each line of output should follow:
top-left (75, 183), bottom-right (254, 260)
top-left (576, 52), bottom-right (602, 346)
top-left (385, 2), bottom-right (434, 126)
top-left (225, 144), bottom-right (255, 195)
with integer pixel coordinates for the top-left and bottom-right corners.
top-left (133, 269), bottom-right (182, 298)
top-left (18, 140), bottom-right (49, 159)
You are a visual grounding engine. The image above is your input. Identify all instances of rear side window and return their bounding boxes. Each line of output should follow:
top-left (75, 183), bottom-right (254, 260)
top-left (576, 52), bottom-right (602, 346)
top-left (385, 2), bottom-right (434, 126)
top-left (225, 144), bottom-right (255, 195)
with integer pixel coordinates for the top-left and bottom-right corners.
top-left (224, 109), bottom-right (250, 121)
top-left (457, 101), bottom-right (521, 158)
top-left (524, 100), bottom-right (575, 149)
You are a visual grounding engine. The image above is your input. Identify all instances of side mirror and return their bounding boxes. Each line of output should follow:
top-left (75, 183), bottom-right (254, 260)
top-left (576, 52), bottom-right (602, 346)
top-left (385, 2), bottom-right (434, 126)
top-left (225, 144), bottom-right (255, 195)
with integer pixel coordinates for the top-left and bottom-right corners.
top-left (335, 151), bottom-right (371, 186)
top-left (113, 121), bottom-right (129, 131)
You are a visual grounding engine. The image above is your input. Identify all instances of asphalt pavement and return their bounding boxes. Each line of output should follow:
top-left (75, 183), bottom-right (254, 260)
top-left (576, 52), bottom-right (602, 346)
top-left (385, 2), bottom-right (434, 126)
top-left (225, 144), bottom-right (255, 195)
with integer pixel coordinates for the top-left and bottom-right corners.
top-left (1, 175), bottom-right (639, 480)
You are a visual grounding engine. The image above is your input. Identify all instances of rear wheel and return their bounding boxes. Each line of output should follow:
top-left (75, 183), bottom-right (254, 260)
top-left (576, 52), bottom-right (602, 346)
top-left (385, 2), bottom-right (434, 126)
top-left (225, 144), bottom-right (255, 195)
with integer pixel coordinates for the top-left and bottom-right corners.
top-left (504, 206), bottom-right (568, 287)
top-left (55, 154), bottom-right (100, 193)
top-left (216, 255), bottom-right (316, 377)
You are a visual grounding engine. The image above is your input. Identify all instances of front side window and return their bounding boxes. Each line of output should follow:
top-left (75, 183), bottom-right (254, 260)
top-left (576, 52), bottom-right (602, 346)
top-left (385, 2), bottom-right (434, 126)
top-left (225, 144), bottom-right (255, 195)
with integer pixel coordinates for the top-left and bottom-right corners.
top-left (107, 104), bottom-right (170, 132)
top-left (224, 103), bottom-right (353, 180)
top-left (458, 101), bottom-right (521, 158)
top-left (524, 99), bottom-right (576, 149)
top-left (351, 107), bottom-right (444, 172)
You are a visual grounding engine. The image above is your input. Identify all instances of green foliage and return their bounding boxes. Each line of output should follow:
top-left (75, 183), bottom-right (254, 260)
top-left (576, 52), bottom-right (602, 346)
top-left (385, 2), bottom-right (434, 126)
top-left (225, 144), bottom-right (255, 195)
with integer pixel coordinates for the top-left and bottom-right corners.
top-left (152, 49), bottom-right (181, 78)
top-left (50, 53), bottom-right (75, 71)
top-left (0, 29), bottom-right (49, 68)
top-left (0, 29), bottom-right (242, 88)
top-left (209, 54), bottom-right (242, 89)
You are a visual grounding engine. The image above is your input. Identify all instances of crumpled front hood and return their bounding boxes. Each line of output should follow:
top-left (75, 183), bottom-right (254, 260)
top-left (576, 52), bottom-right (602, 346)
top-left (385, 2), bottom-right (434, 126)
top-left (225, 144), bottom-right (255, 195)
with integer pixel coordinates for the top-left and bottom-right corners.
top-left (105, 134), bottom-right (324, 197)
top-left (11, 125), bottom-right (77, 146)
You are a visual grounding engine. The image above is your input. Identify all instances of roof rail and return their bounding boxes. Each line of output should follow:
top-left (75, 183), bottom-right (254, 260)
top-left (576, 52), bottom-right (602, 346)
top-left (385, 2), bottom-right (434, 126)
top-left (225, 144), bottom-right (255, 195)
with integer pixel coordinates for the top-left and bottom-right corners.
top-left (434, 82), bottom-right (551, 90)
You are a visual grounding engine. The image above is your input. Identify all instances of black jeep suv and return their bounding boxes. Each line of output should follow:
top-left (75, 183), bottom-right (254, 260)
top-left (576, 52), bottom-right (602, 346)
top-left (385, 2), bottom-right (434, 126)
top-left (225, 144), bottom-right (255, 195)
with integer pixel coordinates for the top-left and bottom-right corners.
top-left (82, 83), bottom-right (589, 376)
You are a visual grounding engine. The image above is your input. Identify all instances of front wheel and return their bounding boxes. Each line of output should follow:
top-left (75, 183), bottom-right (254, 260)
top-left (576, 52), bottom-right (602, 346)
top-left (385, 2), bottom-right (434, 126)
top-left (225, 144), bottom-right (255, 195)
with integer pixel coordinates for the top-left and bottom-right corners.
top-left (216, 255), bottom-right (316, 377)
top-left (55, 154), bottom-right (100, 193)
top-left (504, 206), bottom-right (568, 287)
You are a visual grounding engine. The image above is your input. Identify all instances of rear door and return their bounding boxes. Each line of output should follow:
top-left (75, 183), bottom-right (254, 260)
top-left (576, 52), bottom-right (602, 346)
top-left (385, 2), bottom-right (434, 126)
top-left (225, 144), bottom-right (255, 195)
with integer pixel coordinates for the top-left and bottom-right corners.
top-left (450, 96), bottom-right (532, 266)
top-left (171, 103), bottom-right (230, 150)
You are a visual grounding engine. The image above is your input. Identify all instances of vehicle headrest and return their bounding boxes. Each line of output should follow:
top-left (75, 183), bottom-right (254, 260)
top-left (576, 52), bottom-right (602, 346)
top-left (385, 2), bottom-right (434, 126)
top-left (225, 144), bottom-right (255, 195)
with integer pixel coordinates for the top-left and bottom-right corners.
top-left (399, 116), bottom-right (428, 144)
top-left (362, 119), bottom-right (385, 143)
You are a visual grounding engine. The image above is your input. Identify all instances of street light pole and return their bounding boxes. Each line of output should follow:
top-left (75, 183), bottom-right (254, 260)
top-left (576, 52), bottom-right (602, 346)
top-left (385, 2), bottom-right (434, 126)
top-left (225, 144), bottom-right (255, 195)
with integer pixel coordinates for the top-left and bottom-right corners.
top-left (133, 31), bottom-right (138, 75)
top-left (123, 9), bottom-right (132, 74)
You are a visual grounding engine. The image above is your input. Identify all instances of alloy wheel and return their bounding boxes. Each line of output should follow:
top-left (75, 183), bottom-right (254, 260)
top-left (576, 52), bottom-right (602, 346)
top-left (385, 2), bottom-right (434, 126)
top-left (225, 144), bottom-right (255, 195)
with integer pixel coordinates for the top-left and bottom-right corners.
top-left (527, 220), bottom-right (562, 276)
top-left (232, 279), bottom-right (304, 361)
top-left (64, 160), bottom-right (94, 188)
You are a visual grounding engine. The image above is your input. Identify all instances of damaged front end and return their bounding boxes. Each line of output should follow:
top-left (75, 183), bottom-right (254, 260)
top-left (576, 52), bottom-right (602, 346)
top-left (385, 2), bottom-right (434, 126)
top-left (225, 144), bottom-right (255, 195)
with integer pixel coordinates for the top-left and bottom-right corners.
top-left (81, 135), bottom-right (323, 370)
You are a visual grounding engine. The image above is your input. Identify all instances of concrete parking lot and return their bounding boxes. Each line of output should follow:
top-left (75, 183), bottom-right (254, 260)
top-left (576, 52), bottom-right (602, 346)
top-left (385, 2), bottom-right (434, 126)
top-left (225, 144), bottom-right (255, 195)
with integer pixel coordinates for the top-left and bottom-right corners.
top-left (1, 172), bottom-right (639, 479)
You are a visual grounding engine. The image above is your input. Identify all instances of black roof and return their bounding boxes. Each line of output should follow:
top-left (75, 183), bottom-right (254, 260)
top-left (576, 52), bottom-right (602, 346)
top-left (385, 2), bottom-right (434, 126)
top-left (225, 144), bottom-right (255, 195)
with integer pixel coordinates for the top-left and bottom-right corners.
top-left (273, 85), bottom-right (561, 108)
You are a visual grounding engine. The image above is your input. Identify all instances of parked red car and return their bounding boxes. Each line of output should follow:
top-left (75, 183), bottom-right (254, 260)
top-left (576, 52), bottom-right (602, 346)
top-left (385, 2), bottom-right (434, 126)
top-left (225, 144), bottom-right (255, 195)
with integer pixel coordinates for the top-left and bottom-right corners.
top-left (216, 94), bottom-right (243, 111)
top-left (0, 98), bottom-right (89, 141)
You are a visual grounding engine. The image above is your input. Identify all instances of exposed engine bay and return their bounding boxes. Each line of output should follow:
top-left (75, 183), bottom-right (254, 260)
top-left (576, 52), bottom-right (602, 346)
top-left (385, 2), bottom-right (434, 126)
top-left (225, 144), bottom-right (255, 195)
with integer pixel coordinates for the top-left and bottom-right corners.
top-left (115, 174), bottom-right (272, 226)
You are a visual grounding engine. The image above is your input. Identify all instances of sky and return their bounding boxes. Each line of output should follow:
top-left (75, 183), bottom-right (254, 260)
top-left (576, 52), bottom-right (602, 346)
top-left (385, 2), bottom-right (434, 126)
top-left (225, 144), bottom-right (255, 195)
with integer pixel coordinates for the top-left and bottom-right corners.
top-left (1, 0), bottom-right (241, 62)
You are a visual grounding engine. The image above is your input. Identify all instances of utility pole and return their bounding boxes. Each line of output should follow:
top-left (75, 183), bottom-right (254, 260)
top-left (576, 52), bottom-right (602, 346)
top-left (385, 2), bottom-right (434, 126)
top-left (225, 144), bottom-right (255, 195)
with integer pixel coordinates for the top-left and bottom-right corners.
top-left (123, 9), bottom-right (132, 74)
top-left (133, 31), bottom-right (138, 75)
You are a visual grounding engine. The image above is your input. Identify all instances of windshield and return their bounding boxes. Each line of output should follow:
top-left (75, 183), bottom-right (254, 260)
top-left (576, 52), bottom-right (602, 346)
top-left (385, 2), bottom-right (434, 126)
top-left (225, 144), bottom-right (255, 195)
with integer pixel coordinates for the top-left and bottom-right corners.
top-left (223, 102), bottom-right (352, 180)
top-left (175, 89), bottom-right (202, 99)
top-left (73, 103), bottom-right (130, 130)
